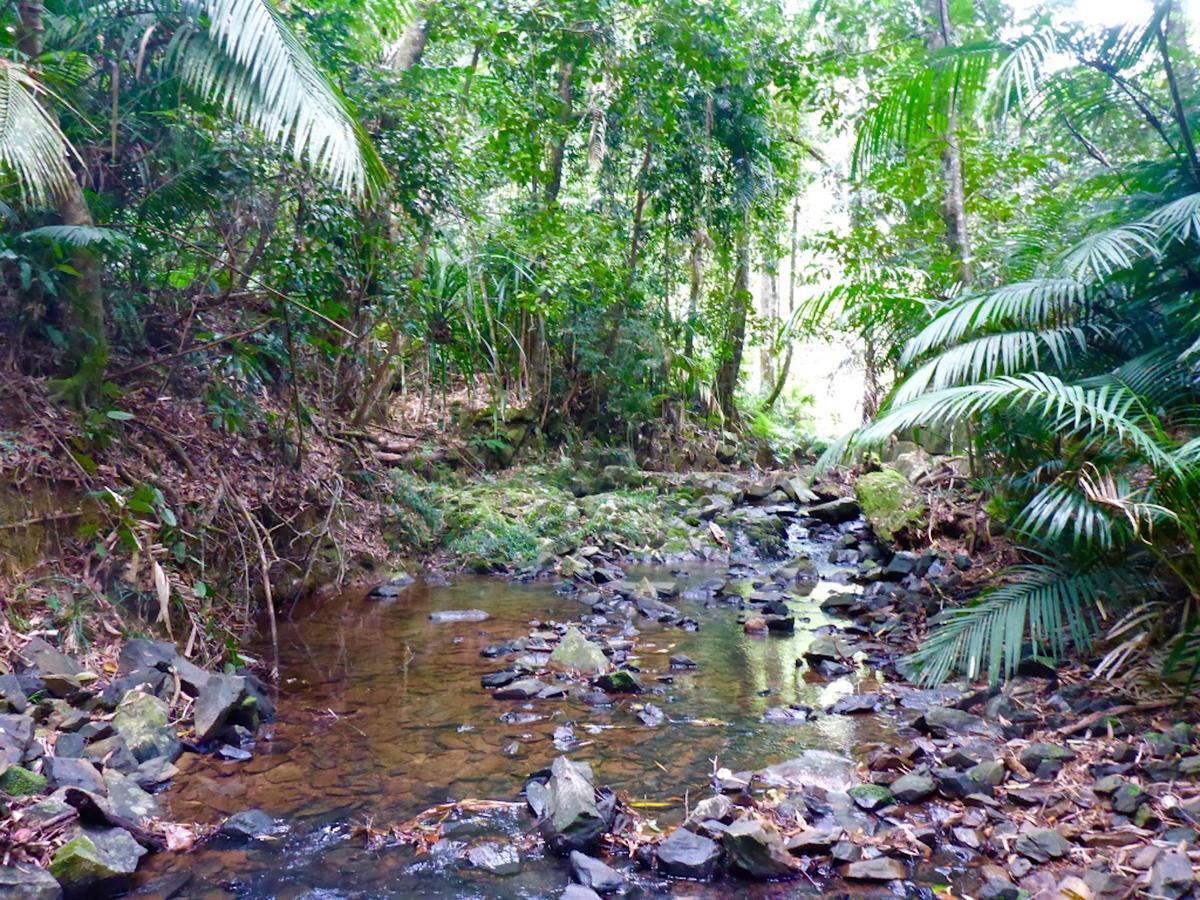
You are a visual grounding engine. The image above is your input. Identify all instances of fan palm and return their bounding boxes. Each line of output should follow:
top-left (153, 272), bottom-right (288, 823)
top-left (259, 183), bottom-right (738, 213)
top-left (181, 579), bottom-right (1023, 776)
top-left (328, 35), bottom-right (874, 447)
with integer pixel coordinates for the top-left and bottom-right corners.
top-left (834, 2), bottom-right (1200, 685)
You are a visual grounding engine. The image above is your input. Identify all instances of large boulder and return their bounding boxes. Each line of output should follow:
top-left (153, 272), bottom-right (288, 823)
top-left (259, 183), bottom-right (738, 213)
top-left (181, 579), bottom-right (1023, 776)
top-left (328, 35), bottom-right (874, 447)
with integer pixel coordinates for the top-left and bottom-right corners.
top-left (854, 467), bottom-right (927, 546)
top-left (805, 497), bottom-right (860, 525)
top-left (538, 757), bottom-right (615, 854)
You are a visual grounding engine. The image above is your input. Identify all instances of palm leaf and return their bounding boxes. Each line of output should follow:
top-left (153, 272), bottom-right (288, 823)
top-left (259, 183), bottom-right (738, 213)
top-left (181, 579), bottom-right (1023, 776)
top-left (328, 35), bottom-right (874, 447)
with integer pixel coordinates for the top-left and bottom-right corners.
top-left (173, 0), bottom-right (385, 196)
top-left (908, 564), bottom-right (1125, 684)
top-left (0, 62), bottom-right (76, 208)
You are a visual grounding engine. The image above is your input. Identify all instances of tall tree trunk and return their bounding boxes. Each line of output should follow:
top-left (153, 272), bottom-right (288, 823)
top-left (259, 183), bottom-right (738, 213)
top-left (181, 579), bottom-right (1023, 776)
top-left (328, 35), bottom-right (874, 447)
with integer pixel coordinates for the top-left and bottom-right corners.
top-left (759, 270), bottom-right (778, 390)
top-left (544, 61), bottom-right (574, 206)
top-left (388, 1), bottom-right (432, 72)
top-left (18, 1), bottom-right (107, 385)
top-left (762, 201), bottom-right (800, 411)
top-left (925, 0), bottom-right (972, 285)
top-left (715, 215), bottom-right (751, 420)
top-left (684, 230), bottom-right (704, 360)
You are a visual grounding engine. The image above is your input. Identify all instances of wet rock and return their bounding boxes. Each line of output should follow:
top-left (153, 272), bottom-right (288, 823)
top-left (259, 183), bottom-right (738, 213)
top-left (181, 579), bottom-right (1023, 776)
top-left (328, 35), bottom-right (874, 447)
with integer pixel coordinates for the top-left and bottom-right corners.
top-left (133, 757), bottom-right (178, 792)
top-left (481, 670), bottom-right (519, 688)
top-left (802, 636), bottom-right (853, 665)
top-left (721, 818), bottom-right (797, 880)
top-left (635, 595), bottom-right (680, 623)
top-left (368, 574), bottom-right (415, 598)
top-left (637, 704), bottom-right (666, 727)
top-left (548, 628), bottom-right (610, 675)
top-left (785, 827), bottom-right (841, 855)
top-left (540, 757), bottom-right (615, 854)
top-left (977, 864), bottom-right (1019, 900)
top-left (848, 784), bottom-right (892, 811)
top-left (920, 706), bottom-right (994, 738)
top-left (594, 671), bottom-right (641, 694)
top-left (889, 773), bottom-right (934, 803)
top-left (43, 758), bottom-right (105, 794)
top-left (49, 826), bottom-right (146, 894)
top-left (1149, 849), bottom-right (1195, 898)
top-left (762, 706), bottom-right (812, 724)
top-left (220, 809), bottom-right (279, 841)
top-left (669, 655), bottom-right (697, 670)
top-left (113, 692), bottom-right (179, 763)
top-left (842, 857), bottom-right (906, 881)
top-left (806, 498), bottom-right (860, 525)
top-left (561, 886), bottom-right (601, 900)
top-left (429, 609), bottom-right (489, 623)
top-left (1015, 828), bottom-right (1071, 863)
top-left (493, 679), bottom-right (553, 700)
top-left (743, 617), bottom-right (768, 635)
top-left (467, 842), bottom-right (521, 876)
top-left (569, 851), bottom-right (624, 892)
top-left (967, 760), bottom-right (1006, 788)
top-left (658, 827), bottom-right (722, 880)
top-left (757, 751), bottom-right (855, 793)
top-left (684, 795), bottom-right (735, 828)
top-left (765, 616), bottom-right (794, 634)
top-left (0, 864), bottom-right (62, 900)
top-left (193, 674), bottom-right (246, 743)
top-left (933, 767), bottom-right (990, 799)
top-left (829, 693), bottom-right (882, 715)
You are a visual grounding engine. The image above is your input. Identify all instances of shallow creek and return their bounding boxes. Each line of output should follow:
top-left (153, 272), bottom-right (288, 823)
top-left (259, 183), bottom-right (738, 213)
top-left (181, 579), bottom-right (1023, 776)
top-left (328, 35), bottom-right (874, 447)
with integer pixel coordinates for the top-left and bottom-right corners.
top-left (130, 549), bottom-right (945, 898)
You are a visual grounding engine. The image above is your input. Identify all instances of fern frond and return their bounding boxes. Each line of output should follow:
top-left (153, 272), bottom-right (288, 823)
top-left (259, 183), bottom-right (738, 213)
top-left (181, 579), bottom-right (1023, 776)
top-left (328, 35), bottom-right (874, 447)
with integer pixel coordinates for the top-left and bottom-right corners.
top-left (0, 61), bottom-right (77, 208)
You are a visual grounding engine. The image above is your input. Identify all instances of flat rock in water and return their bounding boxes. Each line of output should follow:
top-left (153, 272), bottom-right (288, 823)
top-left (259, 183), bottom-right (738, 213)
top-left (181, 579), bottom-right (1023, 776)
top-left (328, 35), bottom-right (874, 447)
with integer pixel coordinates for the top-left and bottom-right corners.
top-left (548, 628), bottom-right (610, 675)
top-left (657, 827), bottom-right (722, 880)
top-left (669, 655), bottom-right (697, 670)
top-left (0, 863), bottom-right (63, 900)
top-left (721, 818), bottom-right (796, 880)
top-left (467, 842), bottom-right (521, 876)
top-left (493, 679), bottom-right (552, 700)
top-left (561, 886), bottom-right (602, 900)
top-left (49, 826), bottom-right (146, 893)
top-left (757, 750), bottom-right (856, 793)
top-left (193, 674), bottom-right (246, 743)
top-left (220, 809), bottom-right (279, 840)
top-left (429, 609), bottom-right (489, 623)
top-left (829, 693), bottom-right (882, 715)
top-left (842, 858), bottom-right (906, 881)
top-left (762, 706), bottom-right (812, 724)
top-left (786, 828), bottom-right (841, 855)
top-left (569, 851), bottom-right (624, 892)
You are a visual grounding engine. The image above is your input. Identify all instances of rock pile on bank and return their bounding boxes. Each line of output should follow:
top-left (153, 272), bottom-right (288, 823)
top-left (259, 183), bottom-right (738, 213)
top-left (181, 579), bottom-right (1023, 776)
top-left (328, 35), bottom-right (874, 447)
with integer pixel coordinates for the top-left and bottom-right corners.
top-left (0, 636), bottom-right (274, 897)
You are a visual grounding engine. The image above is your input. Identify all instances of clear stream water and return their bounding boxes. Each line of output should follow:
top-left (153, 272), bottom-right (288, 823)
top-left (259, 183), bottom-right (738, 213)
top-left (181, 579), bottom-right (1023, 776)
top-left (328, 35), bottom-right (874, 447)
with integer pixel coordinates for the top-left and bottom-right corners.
top-left (130, 549), bottom-right (956, 898)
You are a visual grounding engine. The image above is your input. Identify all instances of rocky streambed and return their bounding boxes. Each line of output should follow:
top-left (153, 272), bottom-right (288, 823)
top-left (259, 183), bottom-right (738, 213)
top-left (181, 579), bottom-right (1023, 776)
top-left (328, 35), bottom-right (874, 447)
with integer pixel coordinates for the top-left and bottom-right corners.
top-left (3, 466), bottom-right (1200, 898)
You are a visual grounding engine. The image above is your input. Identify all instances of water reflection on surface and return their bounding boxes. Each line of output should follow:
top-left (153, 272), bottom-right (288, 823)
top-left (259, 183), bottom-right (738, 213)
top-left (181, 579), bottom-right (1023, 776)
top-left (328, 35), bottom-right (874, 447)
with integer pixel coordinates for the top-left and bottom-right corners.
top-left (133, 562), bottom-right (904, 898)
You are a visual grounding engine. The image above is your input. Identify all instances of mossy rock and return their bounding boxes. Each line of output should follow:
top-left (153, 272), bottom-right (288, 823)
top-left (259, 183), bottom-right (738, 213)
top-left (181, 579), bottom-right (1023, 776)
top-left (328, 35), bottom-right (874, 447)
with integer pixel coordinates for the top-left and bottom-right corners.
top-left (0, 765), bottom-right (47, 797)
top-left (854, 467), bottom-right (927, 545)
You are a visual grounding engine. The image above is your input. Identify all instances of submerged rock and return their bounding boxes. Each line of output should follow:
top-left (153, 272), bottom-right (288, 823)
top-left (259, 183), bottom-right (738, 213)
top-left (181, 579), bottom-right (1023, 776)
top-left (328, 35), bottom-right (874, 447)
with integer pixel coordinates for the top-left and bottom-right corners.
top-left (429, 609), bottom-right (490, 623)
top-left (594, 671), bottom-right (641, 694)
top-left (467, 842), bottom-right (521, 876)
top-left (220, 809), bottom-right (279, 841)
top-left (657, 827), bottom-right (722, 880)
top-left (842, 857), bottom-right (906, 881)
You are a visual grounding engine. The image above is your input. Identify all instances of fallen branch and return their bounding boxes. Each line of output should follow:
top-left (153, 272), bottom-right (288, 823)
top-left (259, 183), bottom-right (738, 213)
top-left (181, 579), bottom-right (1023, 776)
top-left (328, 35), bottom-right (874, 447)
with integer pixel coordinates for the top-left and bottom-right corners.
top-left (1057, 699), bottom-right (1178, 737)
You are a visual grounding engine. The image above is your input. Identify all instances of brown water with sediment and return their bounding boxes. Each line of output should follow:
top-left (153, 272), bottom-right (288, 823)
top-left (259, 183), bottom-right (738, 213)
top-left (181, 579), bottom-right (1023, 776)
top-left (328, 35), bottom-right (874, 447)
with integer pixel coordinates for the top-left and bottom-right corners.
top-left (131, 561), bottom-right (948, 898)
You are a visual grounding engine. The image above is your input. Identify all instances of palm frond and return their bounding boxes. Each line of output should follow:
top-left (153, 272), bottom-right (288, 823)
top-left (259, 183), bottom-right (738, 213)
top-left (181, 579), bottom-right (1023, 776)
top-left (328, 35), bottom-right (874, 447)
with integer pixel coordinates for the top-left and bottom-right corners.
top-left (892, 326), bottom-right (1093, 403)
top-left (1146, 192), bottom-right (1200, 246)
top-left (0, 62), bottom-right (77, 208)
top-left (900, 279), bottom-right (1088, 366)
top-left (18, 225), bottom-right (130, 248)
top-left (1059, 222), bottom-right (1158, 280)
top-left (855, 373), bottom-right (1174, 471)
top-left (908, 564), bottom-right (1125, 685)
top-left (174, 0), bottom-right (385, 196)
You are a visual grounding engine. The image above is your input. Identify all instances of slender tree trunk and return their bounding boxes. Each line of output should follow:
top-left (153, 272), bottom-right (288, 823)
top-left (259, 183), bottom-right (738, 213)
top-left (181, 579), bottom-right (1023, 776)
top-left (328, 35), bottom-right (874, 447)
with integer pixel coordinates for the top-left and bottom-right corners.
top-left (759, 270), bottom-right (778, 390)
top-left (762, 201), bottom-right (799, 411)
top-left (925, 0), bottom-right (972, 285)
top-left (544, 61), bottom-right (574, 206)
top-left (715, 215), bottom-right (751, 420)
top-left (684, 229), bottom-right (707, 359)
top-left (18, 1), bottom-right (107, 384)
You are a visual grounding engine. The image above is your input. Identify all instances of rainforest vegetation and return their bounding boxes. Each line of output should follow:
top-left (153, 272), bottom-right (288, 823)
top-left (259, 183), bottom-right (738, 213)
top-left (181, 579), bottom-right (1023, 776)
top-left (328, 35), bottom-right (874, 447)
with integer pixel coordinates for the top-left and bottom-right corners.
top-left (4, 0), bottom-right (1200, 692)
